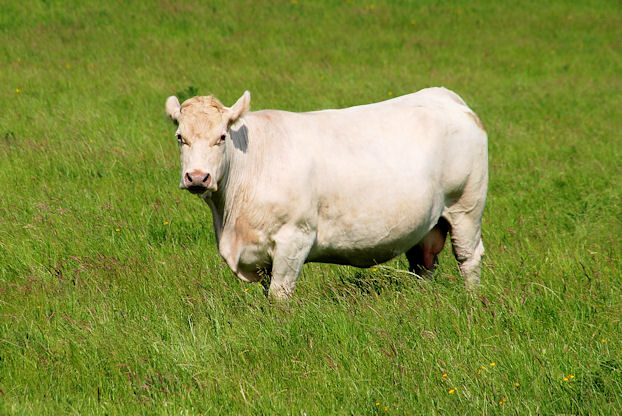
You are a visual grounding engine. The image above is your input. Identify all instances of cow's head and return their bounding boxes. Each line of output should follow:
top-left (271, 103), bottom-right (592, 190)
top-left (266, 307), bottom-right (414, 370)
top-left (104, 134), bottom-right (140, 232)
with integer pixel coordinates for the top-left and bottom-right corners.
top-left (165, 91), bottom-right (251, 195)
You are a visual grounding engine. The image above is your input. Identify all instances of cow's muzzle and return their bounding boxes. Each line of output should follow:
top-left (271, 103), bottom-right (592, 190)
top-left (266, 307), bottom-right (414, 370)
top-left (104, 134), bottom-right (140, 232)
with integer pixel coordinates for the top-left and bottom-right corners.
top-left (183, 170), bottom-right (212, 194)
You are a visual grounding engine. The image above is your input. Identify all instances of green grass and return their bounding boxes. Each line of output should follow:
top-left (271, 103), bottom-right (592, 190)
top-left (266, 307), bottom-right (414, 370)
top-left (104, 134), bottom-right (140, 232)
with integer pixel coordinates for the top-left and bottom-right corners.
top-left (1, 0), bottom-right (621, 414)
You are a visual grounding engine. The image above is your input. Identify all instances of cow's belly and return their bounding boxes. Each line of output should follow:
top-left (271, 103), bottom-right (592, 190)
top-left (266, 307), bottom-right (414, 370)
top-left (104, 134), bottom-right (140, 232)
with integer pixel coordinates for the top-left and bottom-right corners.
top-left (309, 192), bottom-right (442, 267)
top-left (308, 237), bottom-right (419, 267)
top-left (309, 223), bottom-right (430, 267)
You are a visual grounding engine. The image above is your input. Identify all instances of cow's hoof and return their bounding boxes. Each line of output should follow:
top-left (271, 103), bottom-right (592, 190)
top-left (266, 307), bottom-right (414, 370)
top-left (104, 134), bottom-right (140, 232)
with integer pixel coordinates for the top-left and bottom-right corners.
top-left (465, 277), bottom-right (481, 290)
top-left (267, 286), bottom-right (293, 303)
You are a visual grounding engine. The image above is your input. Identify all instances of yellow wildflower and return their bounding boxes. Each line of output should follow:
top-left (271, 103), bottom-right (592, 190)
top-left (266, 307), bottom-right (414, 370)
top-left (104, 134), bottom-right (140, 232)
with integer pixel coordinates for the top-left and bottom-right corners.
top-left (515, 382), bottom-right (519, 387)
top-left (490, 362), bottom-right (496, 367)
top-left (16, 88), bottom-right (21, 93)
top-left (442, 373), bottom-right (447, 378)
top-left (115, 228), bottom-right (120, 232)
top-left (448, 388), bottom-right (456, 394)
top-left (164, 221), bottom-right (169, 225)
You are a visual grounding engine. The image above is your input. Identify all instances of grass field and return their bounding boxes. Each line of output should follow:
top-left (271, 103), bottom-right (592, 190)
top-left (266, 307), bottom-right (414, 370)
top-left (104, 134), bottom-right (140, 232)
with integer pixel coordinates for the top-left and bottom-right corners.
top-left (1, 0), bottom-right (621, 414)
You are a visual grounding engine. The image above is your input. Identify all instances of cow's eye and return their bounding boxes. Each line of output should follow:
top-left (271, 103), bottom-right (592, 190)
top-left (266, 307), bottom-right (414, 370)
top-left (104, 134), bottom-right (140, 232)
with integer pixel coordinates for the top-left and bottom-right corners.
top-left (177, 134), bottom-right (183, 144)
top-left (219, 134), bottom-right (226, 143)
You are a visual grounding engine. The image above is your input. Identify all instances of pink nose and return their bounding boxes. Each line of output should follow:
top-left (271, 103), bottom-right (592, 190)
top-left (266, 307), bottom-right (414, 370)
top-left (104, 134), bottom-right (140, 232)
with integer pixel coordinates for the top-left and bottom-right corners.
top-left (184, 170), bottom-right (211, 189)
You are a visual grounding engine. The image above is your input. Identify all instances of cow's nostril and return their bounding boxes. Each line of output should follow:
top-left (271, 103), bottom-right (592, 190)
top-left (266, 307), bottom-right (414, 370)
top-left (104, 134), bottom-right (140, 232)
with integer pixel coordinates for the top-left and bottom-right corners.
top-left (203, 173), bottom-right (211, 185)
top-left (185, 172), bottom-right (193, 185)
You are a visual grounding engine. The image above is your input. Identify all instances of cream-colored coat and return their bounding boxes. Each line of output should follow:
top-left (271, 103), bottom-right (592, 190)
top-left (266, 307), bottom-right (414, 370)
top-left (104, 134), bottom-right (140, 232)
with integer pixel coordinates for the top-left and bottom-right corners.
top-left (165, 87), bottom-right (488, 299)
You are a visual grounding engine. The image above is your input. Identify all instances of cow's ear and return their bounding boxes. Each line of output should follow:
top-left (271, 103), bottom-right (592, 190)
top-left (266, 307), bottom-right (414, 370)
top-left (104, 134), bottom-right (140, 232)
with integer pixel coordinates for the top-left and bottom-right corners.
top-left (166, 96), bottom-right (181, 123)
top-left (227, 91), bottom-right (251, 125)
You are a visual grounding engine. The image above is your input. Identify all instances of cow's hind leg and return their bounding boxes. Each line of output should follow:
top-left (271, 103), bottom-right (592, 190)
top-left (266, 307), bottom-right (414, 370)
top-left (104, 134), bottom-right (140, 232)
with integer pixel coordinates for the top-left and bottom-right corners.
top-left (406, 218), bottom-right (449, 278)
top-left (445, 210), bottom-right (485, 289)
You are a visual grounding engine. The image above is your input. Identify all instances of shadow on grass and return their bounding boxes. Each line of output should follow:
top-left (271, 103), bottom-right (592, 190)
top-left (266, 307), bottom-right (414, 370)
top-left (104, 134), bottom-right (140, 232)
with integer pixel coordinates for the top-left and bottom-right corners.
top-left (326, 264), bottom-right (437, 302)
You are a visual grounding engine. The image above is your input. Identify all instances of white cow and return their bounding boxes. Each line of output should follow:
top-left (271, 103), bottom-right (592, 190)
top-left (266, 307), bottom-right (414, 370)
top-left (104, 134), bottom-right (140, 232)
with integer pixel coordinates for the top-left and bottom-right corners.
top-left (165, 87), bottom-right (488, 300)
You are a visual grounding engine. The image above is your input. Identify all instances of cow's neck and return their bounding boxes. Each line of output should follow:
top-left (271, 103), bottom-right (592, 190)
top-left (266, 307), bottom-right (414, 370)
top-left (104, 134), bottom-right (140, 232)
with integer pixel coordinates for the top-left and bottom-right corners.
top-left (205, 120), bottom-right (251, 243)
top-left (206, 169), bottom-right (232, 246)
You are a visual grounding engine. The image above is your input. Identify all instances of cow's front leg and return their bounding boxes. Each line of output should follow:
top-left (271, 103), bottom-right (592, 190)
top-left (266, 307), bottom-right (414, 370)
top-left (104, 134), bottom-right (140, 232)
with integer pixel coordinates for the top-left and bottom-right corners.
top-left (268, 226), bottom-right (315, 301)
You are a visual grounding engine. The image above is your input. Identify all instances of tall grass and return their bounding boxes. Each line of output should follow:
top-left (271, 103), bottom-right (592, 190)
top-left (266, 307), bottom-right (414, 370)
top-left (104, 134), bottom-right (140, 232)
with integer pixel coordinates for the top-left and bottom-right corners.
top-left (1, 0), bottom-right (620, 414)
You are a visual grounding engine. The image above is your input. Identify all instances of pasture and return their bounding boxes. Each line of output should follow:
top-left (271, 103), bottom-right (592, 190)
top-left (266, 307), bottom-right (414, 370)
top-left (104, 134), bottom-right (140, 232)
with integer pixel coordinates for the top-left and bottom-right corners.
top-left (1, 0), bottom-right (620, 414)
